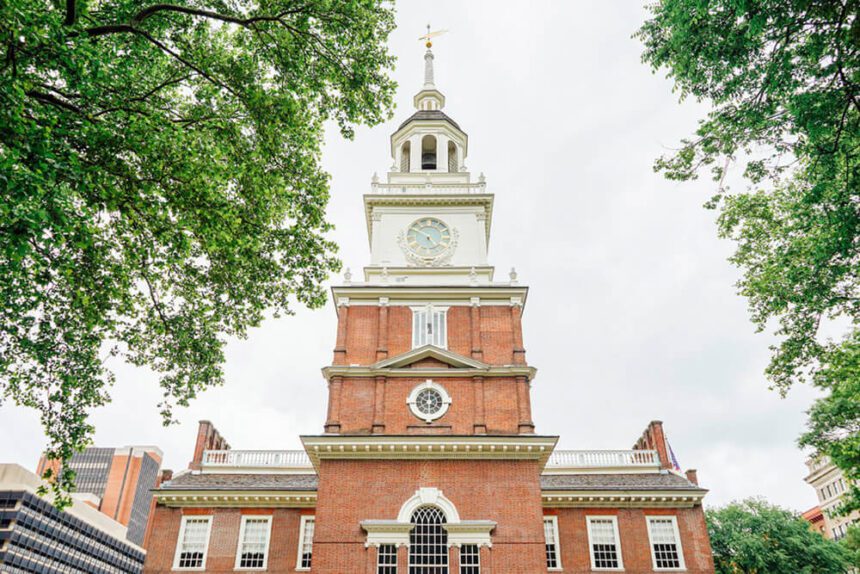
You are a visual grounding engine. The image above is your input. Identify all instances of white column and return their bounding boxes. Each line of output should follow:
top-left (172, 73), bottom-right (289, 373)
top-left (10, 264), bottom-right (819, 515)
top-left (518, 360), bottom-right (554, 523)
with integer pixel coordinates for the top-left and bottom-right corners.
top-left (409, 134), bottom-right (421, 172)
top-left (437, 134), bottom-right (449, 173)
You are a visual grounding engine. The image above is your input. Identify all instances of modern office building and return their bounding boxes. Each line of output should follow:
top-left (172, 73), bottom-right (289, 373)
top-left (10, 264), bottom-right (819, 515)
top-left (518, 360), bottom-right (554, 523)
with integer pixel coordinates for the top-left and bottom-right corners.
top-left (0, 463), bottom-right (146, 573)
top-left (37, 445), bottom-right (164, 546)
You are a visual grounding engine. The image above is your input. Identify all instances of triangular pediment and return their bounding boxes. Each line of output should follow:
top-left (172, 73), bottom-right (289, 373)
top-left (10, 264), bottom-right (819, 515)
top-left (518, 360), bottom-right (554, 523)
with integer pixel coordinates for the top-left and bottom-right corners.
top-left (372, 345), bottom-right (489, 370)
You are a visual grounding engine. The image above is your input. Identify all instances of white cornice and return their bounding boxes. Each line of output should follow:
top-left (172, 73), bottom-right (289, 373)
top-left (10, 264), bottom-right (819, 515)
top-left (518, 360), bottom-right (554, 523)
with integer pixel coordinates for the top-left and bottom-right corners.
top-left (153, 490), bottom-right (317, 508)
top-left (321, 364), bottom-right (537, 382)
top-left (301, 435), bottom-right (558, 471)
top-left (542, 490), bottom-right (707, 509)
top-left (330, 285), bottom-right (528, 310)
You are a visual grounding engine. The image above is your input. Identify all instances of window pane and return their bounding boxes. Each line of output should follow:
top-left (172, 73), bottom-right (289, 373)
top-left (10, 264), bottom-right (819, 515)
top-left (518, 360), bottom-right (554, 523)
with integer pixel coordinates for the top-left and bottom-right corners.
top-left (460, 544), bottom-right (479, 574)
top-left (543, 517), bottom-right (558, 569)
top-left (299, 518), bottom-right (314, 569)
top-left (177, 518), bottom-right (209, 569)
top-left (409, 506), bottom-right (448, 573)
top-left (589, 518), bottom-right (619, 569)
top-left (238, 518), bottom-right (269, 569)
top-left (649, 518), bottom-right (681, 569)
top-left (377, 544), bottom-right (398, 574)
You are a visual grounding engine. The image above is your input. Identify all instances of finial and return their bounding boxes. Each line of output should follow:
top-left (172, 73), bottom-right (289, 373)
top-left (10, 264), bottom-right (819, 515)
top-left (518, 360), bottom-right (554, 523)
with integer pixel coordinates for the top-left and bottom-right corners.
top-left (509, 267), bottom-right (518, 284)
top-left (344, 267), bottom-right (352, 283)
top-left (419, 25), bottom-right (447, 49)
top-left (371, 172), bottom-right (379, 184)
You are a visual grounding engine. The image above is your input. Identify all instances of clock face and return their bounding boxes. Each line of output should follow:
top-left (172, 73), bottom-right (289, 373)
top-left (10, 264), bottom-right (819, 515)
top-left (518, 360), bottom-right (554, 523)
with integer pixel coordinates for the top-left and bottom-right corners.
top-left (406, 218), bottom-right (452, 258)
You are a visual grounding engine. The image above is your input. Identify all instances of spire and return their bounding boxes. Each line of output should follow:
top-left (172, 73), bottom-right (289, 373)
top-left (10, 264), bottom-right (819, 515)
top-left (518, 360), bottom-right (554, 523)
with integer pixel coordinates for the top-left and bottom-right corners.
top-left (423, 47), bottom-right (435, 89)
top-left (415, 26), bottom-right (448, 111)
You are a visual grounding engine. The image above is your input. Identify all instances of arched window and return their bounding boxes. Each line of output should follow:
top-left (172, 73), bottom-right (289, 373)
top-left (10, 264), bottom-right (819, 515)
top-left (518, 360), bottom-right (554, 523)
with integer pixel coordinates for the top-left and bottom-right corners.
top-left (447, 142), bottom-right (457, 172)
top-left (409, 506), bottom-right (448, 573)
top-left (401, 141), bottom-right (411, 172)
top-left (421, 135), bottom-right (437, 170)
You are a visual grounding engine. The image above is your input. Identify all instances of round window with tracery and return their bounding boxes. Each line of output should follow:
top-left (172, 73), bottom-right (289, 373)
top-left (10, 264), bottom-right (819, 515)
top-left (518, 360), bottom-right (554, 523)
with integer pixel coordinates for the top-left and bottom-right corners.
top-left (407, 380), bottom-right (451, 423)
top-left (415, 389), bottom-right (443, 416)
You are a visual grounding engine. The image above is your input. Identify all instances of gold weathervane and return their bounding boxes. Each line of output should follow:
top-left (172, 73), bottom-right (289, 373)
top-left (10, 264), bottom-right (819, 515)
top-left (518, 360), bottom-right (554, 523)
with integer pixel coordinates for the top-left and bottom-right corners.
top-left (419, 24), bottom-right (448, 48)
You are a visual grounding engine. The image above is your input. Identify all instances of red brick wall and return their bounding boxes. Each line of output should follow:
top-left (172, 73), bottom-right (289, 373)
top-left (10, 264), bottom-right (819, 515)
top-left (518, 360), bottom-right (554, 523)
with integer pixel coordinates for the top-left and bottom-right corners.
top-left (548, 506), bottom-right (715, 573)
top-left (312, 459), bottom-right (548, 574)
top-left (143, 505), bottom-right (312, 573)
top-left (331, 376), bottom-right (527, 435)
top-left (333, 305), bottom-right (522, 367)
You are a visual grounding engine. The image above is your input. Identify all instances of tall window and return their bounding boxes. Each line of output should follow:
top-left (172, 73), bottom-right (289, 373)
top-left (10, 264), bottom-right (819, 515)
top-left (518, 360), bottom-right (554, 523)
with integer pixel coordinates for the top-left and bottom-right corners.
top-left (544, 516), bottom-right (561, 570)
top-left (236, 516), bottom-right (271, 570)
top-left (459, 544), bottom-right (480, 574)
top-left (409, 506), bottom-right (448, 573)
top-left (421, 135), bottom-right (437, 170)
top-left (587, 516), bottom-right (623, 570)
top-left (377, 544), bottom-right (398, 574)
top-left (647, 517), bottom-right (685, 570)
top-left (173, 516), bottom-right (211, 570)
top-left (297, 516), bottom-right (315, 570)
top-left (413, 305), bottom-right (447, 349)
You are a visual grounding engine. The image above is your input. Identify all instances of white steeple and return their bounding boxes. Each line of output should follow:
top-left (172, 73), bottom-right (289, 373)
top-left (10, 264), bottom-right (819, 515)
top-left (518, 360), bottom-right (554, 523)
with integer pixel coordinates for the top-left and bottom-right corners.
top-left (360, 32), bottom-right (496, 286)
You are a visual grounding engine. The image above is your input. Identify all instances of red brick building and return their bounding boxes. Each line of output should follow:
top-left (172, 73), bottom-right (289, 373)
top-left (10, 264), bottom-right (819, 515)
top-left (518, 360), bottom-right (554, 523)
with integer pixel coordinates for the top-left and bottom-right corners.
top-left (143, 43), bottom-right (715, 574)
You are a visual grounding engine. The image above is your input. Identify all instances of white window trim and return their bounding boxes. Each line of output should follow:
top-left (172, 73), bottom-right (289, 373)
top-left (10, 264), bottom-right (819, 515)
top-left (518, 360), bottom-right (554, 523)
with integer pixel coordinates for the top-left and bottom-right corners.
top-left (296, 515), bottom-right (315, 571)
top-left (234, 515), bottom-right (272, 571)
top-left (544, 515), bottom-right (562, 571)
top-left (646, 516), bottom-right (686, 571)
top-left (586, 515), bottom-right (624, 571)
top-left (172, 516), bottom-right (212, 571)
top-left (411, 305), bottom-right (449, 350)
top-left (406, 379), bottom-right (452, 423)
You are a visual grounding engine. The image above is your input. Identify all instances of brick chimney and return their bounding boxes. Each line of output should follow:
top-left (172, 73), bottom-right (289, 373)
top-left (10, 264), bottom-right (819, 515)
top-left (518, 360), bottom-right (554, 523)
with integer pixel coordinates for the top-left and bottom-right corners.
top-left (633, 420), bottom-right (672, 470)
top-left (189, 420), bottom-right (230, 470)
top-left (685, 469), bottom-right (699, 485)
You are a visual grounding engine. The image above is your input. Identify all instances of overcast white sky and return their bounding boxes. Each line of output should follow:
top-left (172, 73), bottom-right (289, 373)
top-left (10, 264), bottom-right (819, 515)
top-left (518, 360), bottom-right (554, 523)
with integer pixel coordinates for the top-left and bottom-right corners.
top-left (1, 1), bottom-right (825, 511)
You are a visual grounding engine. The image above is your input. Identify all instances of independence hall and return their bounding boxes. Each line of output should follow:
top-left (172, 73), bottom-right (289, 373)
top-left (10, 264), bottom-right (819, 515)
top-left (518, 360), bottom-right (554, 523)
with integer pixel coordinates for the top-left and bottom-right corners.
top-left (142, 43), bottom-right (716, 574)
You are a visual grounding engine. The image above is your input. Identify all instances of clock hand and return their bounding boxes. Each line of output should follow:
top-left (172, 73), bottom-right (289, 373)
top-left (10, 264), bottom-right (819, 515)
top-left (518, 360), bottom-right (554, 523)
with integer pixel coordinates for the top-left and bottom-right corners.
top-left (414, 228), bottom-right (439, 247)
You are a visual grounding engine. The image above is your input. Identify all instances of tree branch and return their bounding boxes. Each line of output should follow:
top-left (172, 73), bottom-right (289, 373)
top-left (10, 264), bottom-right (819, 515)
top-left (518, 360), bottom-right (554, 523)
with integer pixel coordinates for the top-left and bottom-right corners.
top-left (64, 0), bottom-right (77, 26)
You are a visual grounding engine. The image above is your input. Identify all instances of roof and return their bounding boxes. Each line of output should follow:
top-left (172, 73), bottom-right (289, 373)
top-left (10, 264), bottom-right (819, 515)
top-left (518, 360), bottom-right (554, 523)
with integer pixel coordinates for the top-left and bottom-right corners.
top-left (540, 472), bottom-right (704, 492)
top-left (160, 472), bottom-right (318, 491)
top-left (397, 110), bottom-right (461, 131)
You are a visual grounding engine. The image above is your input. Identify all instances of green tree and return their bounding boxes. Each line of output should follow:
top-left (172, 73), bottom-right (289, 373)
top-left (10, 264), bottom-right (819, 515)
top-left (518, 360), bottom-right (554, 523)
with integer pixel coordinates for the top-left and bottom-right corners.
top-left (707, 499), bottom-right (851, 574)
top-left (1, 0), bottom-right (396, 504)
top-left (841, 525), bottom-right (860, 567)
top-left (637, 1), bottom-right (859, 509)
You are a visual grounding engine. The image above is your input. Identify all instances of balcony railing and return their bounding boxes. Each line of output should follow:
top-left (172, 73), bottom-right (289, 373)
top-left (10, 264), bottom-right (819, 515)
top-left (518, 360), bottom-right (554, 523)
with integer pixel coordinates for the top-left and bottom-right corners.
top-left (202, 450), bottom-right (311, 471)
top-left (200, 448), bottom-right (660, 474)
top-left (546, 450), bottom-right (660, 470)
top-left (369, 182), bottom-right (487, 195)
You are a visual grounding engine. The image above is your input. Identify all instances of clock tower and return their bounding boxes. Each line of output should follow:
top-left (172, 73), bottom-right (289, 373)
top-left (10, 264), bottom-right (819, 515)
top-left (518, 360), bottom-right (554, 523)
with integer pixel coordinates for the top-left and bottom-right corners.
top-left (303, 42), bottom-right (556, 572)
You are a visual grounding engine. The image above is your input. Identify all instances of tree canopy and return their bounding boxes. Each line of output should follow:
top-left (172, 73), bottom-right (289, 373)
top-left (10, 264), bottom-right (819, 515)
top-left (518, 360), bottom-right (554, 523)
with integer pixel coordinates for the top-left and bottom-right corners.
top-left (707, 499), bottom-right (852, 574)
top-left (637, 1), bottom-right (859, 510)
top-left (0, 0), bottom-right (396, 503)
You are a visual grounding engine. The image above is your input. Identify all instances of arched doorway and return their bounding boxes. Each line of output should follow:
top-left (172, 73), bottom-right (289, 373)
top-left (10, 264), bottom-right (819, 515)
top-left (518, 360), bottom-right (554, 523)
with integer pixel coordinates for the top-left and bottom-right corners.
top-left (409, 506), bottom-right (448, 573)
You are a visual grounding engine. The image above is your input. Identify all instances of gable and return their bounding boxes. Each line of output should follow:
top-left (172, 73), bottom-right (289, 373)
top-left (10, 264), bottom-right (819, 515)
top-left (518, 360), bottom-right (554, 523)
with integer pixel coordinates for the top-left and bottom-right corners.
top-left (372, 345), bottom-right (489, 370)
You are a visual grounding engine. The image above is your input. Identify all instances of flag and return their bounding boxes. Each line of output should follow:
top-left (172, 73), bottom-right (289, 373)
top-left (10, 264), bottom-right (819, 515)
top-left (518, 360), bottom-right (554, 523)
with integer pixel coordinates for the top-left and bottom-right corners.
top-left (667, 439), bottom-right (681, 471)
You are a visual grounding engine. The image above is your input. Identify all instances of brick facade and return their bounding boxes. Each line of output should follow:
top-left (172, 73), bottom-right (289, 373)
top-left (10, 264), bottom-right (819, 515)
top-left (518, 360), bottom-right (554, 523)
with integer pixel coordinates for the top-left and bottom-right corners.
top-left (142, 43), bottom-right (715, 574)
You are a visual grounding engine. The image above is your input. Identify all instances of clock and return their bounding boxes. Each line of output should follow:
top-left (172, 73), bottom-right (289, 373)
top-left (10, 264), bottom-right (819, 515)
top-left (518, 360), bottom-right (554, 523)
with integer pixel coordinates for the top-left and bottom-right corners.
top-left (405, 218), bottom-right (452, 258)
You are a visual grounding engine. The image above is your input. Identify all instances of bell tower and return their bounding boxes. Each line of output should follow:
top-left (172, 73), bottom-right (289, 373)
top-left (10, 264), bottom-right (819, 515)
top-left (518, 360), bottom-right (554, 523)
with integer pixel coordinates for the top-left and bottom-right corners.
top-left (364, 41), bottom-right (494, 284)
top-left (304, 37), bottom-right (557, 573)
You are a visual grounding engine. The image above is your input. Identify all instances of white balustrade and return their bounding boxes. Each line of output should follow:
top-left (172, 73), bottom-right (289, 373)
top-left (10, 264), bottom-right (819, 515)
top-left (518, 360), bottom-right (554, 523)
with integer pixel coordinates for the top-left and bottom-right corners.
top-left (202, 450), bottom-right (311, 469)
top-left (546, 450), bottom-right (660, 469)
top-left (370, 182), bottom-right (487, 195)
top-left (201, 448), bottom-right (659, 472)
